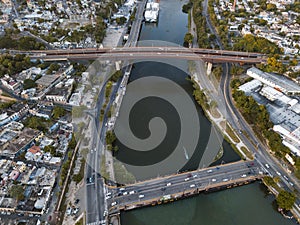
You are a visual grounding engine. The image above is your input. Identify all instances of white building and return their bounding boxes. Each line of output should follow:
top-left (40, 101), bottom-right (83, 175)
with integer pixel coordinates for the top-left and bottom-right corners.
top-left (247, 67), bottom-right (300, 95)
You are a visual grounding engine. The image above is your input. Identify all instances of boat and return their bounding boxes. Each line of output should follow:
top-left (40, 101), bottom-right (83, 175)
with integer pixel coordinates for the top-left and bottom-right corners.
top-left (183, 146), bottom-right (189, 160)
top-left (144, 0), bottom-right (159, 23)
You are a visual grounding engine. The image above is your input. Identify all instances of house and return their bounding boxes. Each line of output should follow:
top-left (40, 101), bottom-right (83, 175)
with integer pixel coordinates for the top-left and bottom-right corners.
top-left (0, 127), bottom-right (41, 158)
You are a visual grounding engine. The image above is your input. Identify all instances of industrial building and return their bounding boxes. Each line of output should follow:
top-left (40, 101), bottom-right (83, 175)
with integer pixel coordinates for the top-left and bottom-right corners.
top-left (247, 67), bottom-right (300, 95)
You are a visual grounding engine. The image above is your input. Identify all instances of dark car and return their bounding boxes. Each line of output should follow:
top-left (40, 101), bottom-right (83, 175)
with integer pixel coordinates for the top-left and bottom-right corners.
top-left (75, 199), bottom-right (80, 204)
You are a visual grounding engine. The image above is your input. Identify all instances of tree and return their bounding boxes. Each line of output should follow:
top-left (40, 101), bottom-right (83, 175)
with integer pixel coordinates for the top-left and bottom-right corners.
top-left (9, 185), bottom-right (24, 201)
top-left (116, 16), bottom-right (127, 25)
top-left (106, 130), bottom-right (116, 145)
top-left (23, 79), bottom-right (36, 90)
top-left (182, 2), bottom-right (193, 13)
top-left (276, 191), bottom-right (296, 210)
top-left (52, 106), bottom-right (66, 119)
top-left (44, 145), bottom-right (56, 155)
top-left (25, 116), bottom-right (47, 132)
top-left (68, 134), bottom-right (77, 150)
top-left (184, 32), bottom-right (193, 46)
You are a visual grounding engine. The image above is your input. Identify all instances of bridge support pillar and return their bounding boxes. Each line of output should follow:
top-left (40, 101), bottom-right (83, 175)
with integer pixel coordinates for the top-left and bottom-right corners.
top-left (206, 62), bottom-right (212, 76)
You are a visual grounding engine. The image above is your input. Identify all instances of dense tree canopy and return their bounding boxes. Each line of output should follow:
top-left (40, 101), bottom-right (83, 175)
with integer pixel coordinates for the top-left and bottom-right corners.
top-left (276, 191), bottom-right (296, 210)
top-left (233, 34), bottom-right (283, 55)
top-left (0, 54), bottom-right (34, 77)
top-left (52, 106), bottom-right (66, 119)
top-left (9, 185), bottom-right (24, 201)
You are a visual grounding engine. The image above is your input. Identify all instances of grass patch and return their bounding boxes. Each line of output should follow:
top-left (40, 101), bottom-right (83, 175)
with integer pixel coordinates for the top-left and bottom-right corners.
top-left (75, 217), bottom-right (84, 225)
top-left (220, 121), bottom-right (240, 143)
top-left (241, 146), bottom-right (254, 160)
top-left (113, 160), bottom-right (136, 185)
top-left (226, 124), bottom-right (240, 143)
top-left (263, 176), bottom-right (281, 192)
top-left (73, 158), bottom-right (86, 184)
top-left (100, 153), bottom-right (110, 180)
top-left (209, 105), bottom-right (221, 118)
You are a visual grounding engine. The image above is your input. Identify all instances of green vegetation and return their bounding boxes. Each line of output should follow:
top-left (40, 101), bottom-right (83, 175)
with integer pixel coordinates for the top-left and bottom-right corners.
top-left (184, 32), bottom-right (194, 46)
top-left (100, 154), bottom-right (110, 180)
top-left (182, 1), bottom-right (193, 13)
top-left (52, 106), bottom-right (66, 119)
top-left (240, 146), bottom-right (254, 160)
top-left (0, 54), bottom-right (35, 77)
top-left (114, 160), bottom-right (136, 184)
top-left (276, 190), bottom-right (296, 210)
top-left (225, 123), bottom-right (240, 143)
top-left (75, 218), bottom-right (84, 225)
top-left (191, 79), bottom-right (209, 110)
top-left (23, 116), bottom-right (50, 133)
top-left (68, 134), bottom-right (77, 150)
top-left (231, 79), bottom-right (290, 158)
top-left (257, 57), bottom-right (287, 74)
top-left (9, 185), bottom-right (24, 201)
top-left (72, 105), bottom-right (87, 118)
top-left (116, 16), bottom-right (127, 25)
top-left (72, 63), bottom-right (88, 76)
top-left (191, 0), bottom-right (211, 48)
top-left (212, 65), bottom-right (223, 80)
top-left (106, 130), bottom-right (117, 152)
top-left (46, 63), bottom-right (60, 75)
top-left (110, 70), bottom-right (122, 82)
top-left (73, 158), bottom-right (86, 184)
top-left (263, 176), bottom-right (281, 192)
top-left (0, 34), bottom-right (45, 50)
top-left (23, 79), bottom-right (36, 90)
top-left (0, 101), bottom-right (16, 110)
top-left (233, 34), bottom-right (283, 55)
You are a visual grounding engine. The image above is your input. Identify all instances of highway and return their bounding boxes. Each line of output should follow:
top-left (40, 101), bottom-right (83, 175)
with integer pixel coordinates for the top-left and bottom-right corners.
top-left (201, 0), bottom-right (300, 212)
top-left (85, 1), bottom-right (147, 224)
top-left (105, 160), bottom-right (261, 211)
top-left (18, 46), bottom-right (266, 64)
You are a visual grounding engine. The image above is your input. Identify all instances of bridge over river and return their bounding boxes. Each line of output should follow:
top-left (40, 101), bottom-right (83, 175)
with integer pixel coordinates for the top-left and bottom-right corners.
top-left (104, 160), bottom-right (263, 215)
top-left (14, 47), bottom-right (266, 64)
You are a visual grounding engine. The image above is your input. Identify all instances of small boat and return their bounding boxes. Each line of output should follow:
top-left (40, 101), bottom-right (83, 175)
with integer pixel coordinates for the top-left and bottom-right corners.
top-left (183, 146), bottom-right (189, 160)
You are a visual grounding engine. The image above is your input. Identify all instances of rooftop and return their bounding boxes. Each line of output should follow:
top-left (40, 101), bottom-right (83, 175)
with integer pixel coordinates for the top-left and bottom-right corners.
top-left (36, 75), bottom-right (59, 87)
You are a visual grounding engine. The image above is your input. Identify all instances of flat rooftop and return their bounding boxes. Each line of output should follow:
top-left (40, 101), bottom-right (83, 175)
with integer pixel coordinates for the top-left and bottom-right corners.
top-left (36, 75), bottom-right (59, 87)
top-left (247, 67), bottom-right (300, 94)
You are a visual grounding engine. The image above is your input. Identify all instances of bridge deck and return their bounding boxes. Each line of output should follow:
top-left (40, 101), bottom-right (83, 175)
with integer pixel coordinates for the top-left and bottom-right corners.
top-left (105, 160), bottom-right (263, 214)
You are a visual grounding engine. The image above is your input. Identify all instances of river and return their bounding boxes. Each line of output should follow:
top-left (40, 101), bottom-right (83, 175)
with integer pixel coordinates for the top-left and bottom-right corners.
top-left (115, 0), bottom-right (297, 224)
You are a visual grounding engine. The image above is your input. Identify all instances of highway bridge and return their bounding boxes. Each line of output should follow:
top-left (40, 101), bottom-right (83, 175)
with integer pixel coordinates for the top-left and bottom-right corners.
top-left (15, 47), bottom-right (266, 64)
top-left (104, 160), bottom-right (263, 214)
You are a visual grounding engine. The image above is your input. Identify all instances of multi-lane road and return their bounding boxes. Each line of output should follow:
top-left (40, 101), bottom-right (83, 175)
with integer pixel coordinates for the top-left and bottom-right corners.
top-left (201, 0), bottom-right (300, 211)
top-left (20, 46), bottom-right (266, 64)
top-left (105, 160), bottom-right (261, 212)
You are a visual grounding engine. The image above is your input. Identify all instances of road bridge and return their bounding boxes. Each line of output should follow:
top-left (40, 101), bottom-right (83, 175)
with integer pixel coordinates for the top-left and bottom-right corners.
top-left (105, 160), bottom-right (263, 214)
top-left (15, 47), bottom-right (266, 64)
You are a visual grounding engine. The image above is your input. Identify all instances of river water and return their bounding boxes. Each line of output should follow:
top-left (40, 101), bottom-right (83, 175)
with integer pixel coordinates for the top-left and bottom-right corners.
top-left (116, 0), bottom-right (297, 224)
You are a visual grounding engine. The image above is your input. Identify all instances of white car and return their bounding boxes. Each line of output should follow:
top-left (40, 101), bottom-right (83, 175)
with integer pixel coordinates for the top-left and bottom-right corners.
top-left (190, 184), bottom-right (196, 188)
top-left (129, 191), bottom-right (135, 194)
top-left (265, 164), bottom-right (270, 169)
top-left (139, 194), bottom-right (145, 198)
top-left (211, 178), bottom-right (216, 182)
top-left (241, 174), bottom-right (247, 178)
top-left (207, 169), bottom-right (213, 173)
top-left (123, 192), bottom-right (128, 195)
top-left (276, 171), bottom-right (281, 176)
top-left (111, 202), bottom-right (117, 206)
top-left (184, 178), bottom-right (189, 182)
top-left (223, 178), bottom-right (229, 182)
top-left (166, 183), bottom-right (172, 186)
